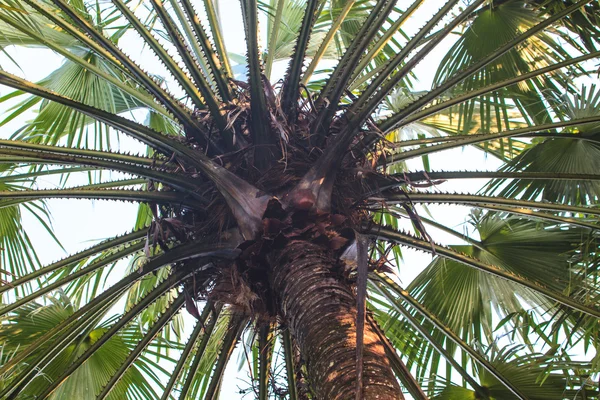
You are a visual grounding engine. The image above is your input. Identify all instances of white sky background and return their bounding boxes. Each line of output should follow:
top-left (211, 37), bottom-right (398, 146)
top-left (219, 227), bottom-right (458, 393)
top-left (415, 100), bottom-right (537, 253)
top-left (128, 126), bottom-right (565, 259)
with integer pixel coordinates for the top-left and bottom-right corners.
top-left (2, 0), bottom-right (584, 398)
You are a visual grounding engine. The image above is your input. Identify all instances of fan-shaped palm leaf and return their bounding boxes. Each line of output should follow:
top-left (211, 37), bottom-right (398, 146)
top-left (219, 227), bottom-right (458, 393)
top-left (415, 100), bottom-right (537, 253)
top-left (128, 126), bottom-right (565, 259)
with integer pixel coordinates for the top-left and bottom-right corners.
top-left (0, 0), bottom-right (599, 398)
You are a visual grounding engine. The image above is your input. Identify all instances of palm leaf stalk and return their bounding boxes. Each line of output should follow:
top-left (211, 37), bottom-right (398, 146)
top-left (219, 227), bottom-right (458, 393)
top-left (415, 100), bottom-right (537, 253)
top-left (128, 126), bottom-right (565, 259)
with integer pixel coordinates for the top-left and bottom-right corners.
top-left (264, 0), bottom-right (287, 80)
top-left (0, 0), bottom-right (599, 399)
top-left (35, 292), bottom-right (188, 400)
top-left (176, 0), bottom-right (233, 101)
top-left (347, 0), bottom-right (425, 85)
top-left (204, 314), bottom-right (247, 398)
top-left (96, 296), bottom-right (186, 399)
top-left (257, 322), bottom-right (276, 400)
top-left (24, 0), bottom-right (202, 135)
top-left (281, 0), bottom-right (322, 119)
top-left (311, 0), bottom-right (398, 139)
top-left (147, 0), bottom-right (228, 130)
top-left (176, 304), bottom-right (224, 399)
top-left (366, 314), bottom-right (428, 400)
top-left (112, 0), bottom-right (209, 113)
top-left (348, 0), bottom-right (482, 120)
top-left (371, 282), bottom-right (491, 399)
top-left (202, 0), bottom-right (232, 77)
top-left (301, 0), bottom-right (356, 84)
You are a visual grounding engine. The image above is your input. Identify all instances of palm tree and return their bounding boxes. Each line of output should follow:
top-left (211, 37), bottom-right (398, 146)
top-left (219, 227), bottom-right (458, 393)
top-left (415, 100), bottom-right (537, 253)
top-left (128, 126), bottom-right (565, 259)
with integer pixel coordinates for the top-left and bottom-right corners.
top-left (0, 0), bottom-right (599, 398)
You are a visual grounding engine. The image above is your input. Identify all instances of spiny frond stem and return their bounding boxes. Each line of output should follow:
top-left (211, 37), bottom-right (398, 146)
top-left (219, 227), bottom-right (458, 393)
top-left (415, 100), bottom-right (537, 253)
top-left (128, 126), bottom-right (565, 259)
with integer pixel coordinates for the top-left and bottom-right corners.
top-left (356, 0), bottom-right (486, 124)
top-left (0, 241), bottom-right (237, 383)
top-left (97, 296), bottom-right (185, 399)
top-left (258, 322), bottom-right (276, 400)
top-left (445, 202), bottom-right (599, 231)
top-left (291, 0), bottom-right (486, 211)
top-left (168, 0), bottom-right (214, 80)
top-left (0, 70), bottom-right (213, 162)
top-left (281, 0), bottom-right (322, 118)
top-left (391, 131), bottom-right (600, 147)
top-left (0, 144), bottom-right (203, 198)
top-left (373, 274), bottom-right (528, 399)
top-left (392, 135), bottom-right (490, 147)
top-left (348, 0), bottom-right (425, 85)
top-left (382, 0), bottom-right (596, 132)
top-left (0, 70), bottom-right (270, 235)
top-left (0, 166), bottom-right (94, 183)
top-left (371, 282), bottom-right (490, 399)
top-left (281, 328), bottom-right (298, 400)
top-left (19, 0), bottom-right (141, 88)
top-left (301, 0), bottom-right (356, 84)
top-left (383, 115), bottom-right (600, 164)
top-left (383, 51), bottom-right (600, 133)
top-left (0, 12), bottom-right (171, 118)
top-left (365, 225), bottom-right (600, 319)
top-left (0, 242), bottom-right (145, 319)
top-left (366, 314), bottom-right (428, 400)
top-left (177, 0), bottom-right (233, 102)
top-left (0, 156), bottom-right (41, 164)
top-left (2, 264), bottom-right (179, 397)
top-left (393, 171), bottom-right (600, 184)
top-left (160, 302), bottom-right (215, 400)
top-left (241, 0), bottom-right (275, 170)
top-left (334, 0), bottom-right (485, 152)
top-left (0, 166), bottom-right (142, 192)
top-left (42, 0), bottom-right (199, 131)
top-left (111, 0), bottom-right (206, 111)
top-left (177, 304), bottom-right (224, 399)
top-left (389, 206), bottom-right (486, 250)
top-left (0, 148), bottom-right (153, 173)
top-left (205, 314), bottom-right (247, 398)
top-left (313, 0), bottom-right (393, 103)
top-left (348, 60), bottom-right (390, 92)
top-left (148, 0), bottom-right (229, 136)
top-left (313, 0), bottom-right (396, 139)
top-left (0, 189), bottom-right (204, 209)
top-left (203, 0), bottom-right (232, 77)
top-left (377, 192), bottom-right (600, 217)
top-left (18, 0), bottom-right (120, 71)
top-left (351, 0), bottom-right (471, 118)
top-left (0, 140), bottom-right (153, 166)
top-left (53, 178), bottom-right (142, 190)
top-left (0, 230), bottom-right (146, 295)
top-left (37, 293), bottom-right (187, 400)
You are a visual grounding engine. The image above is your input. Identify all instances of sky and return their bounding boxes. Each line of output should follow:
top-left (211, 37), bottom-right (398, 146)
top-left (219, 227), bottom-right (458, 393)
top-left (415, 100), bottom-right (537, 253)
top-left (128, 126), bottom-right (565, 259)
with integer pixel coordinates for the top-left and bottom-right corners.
top-left (0, 0), bottom-right (533, 398)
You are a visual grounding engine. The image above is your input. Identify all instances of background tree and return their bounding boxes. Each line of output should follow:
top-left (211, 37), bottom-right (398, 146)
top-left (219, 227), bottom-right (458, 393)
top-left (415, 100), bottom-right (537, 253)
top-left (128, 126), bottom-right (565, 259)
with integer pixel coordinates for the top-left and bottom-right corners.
top-left (0, 0), bottom-right (599, 398)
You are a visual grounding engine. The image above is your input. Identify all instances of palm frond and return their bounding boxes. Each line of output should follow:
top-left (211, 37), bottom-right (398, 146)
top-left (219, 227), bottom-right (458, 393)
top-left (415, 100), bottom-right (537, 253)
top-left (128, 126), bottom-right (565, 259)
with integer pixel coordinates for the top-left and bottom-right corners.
top-left (365, 224), bottom-right (600, 318)
top-left (280, 0), bottom-right (322, 118)
top-left (1, 0), bottom-right (599, 398)
top-left (381, 0), bottom-right (596, 137)
top-left (241, 0), bottom-right (274, 169)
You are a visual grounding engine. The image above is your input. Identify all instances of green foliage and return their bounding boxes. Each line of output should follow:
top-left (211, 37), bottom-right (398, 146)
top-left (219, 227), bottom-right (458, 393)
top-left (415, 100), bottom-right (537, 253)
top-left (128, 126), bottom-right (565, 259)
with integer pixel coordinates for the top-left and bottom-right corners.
top-left (485, 85), bottom-right (600, 204)
top-left (0, 0), bottom-right (599, 398)
top-left (0, 294), bottom-right (163, 399)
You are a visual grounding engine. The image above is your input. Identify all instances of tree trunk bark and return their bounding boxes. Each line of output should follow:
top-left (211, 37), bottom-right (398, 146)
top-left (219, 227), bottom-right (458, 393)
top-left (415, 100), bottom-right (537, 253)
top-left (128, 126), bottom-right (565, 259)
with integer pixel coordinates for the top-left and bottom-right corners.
top-left (270, 240), bottom-right (402, 399)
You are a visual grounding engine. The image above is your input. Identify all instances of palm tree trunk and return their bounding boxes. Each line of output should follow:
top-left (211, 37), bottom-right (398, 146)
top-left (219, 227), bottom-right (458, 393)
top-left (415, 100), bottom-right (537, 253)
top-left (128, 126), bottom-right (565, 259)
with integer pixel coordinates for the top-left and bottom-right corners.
top-left (270, 240), bottom-right (402, 399)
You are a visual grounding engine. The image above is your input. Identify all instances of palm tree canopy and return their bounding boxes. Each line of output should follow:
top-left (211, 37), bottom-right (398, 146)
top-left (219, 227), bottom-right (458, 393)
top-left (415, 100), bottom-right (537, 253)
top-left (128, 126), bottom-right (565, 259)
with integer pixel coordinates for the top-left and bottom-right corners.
top-left (0, 0), bottom-right (599, 399)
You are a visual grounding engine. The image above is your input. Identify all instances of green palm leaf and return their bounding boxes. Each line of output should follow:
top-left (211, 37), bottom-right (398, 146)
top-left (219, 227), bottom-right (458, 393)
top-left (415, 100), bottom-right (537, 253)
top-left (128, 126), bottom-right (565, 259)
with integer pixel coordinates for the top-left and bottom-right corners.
top-left (0, 294), bottom-right (164, 400)
top-left (485, 85), bottom-right (600, 204)
top-left (0, 0), bottom-right (172, 150)
top-left (434, 349), bottom-right (595, 399)
top-left (0, 0), bottom-right (599, 398)
top-left (433, 0), bottom-right (580, 128)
